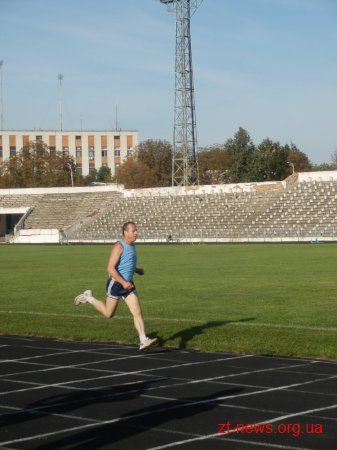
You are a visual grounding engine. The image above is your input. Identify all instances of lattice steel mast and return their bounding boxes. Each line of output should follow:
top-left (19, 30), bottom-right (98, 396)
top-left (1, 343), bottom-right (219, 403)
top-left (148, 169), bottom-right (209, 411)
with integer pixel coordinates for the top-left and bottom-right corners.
top-left (0, 61), bottom-right (4, 131)
top-left (160, 0), bottom-right (202, 186)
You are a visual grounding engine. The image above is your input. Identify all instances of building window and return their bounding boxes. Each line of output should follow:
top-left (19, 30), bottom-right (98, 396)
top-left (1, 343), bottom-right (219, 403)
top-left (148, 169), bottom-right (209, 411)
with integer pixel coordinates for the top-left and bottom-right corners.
top-left (76, 149), bottom-right (82, 158)
top-left (115, 163), bottom-right (120, 169)
top-left (36, 135), bottom-right (43, 141)
top-left (0, 147), bottom-right (2, 157)
top-left (49, 146), bottom-right (56, 156)
top-left (101, 149), bottom-right (107, 157)
top-left (127, 148), bottom-right (134, 157)
top-left (89, 149), bottom-right (95, 160)
top-left (63, 146), bottom-right (69, 155)
top-left (76, 165), bottom-right (82, 174)
top-left (114, 148), bottom-right (120, 157)
top-left (10, 146), bottom-right (16, 156)
top-left (75, 136), bottom-right (81, 140)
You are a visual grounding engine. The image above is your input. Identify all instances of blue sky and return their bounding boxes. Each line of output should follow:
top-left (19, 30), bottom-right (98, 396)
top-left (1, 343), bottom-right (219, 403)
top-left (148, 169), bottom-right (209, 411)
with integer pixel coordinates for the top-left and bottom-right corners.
top-left (1, 0), bottom-right (337, 164)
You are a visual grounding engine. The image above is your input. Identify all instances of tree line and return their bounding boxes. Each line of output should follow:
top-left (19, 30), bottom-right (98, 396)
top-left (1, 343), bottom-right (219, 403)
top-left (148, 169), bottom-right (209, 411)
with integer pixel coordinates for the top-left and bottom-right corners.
top-left (0, 141), bottom-right (111, 188)
top-left (0, 128), bottom-right (335, 188)
top-left (116, 127), bottom-right (334, 188)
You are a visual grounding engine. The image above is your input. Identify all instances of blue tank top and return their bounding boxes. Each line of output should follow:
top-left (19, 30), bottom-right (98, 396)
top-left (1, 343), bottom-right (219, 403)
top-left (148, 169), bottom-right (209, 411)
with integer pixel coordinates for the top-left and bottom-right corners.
top-left (117, 240), bottom-right (137, 281)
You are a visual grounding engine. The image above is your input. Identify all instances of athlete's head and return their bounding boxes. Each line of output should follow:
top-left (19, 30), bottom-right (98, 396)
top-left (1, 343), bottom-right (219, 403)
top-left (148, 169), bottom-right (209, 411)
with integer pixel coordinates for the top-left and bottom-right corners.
top-left (122, 221), bottom-right (138, 243)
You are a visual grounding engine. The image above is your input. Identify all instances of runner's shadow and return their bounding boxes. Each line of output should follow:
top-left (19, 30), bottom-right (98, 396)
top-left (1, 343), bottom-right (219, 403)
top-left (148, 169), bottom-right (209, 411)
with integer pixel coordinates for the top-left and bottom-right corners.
top-left (32, 386), bottom-right (243, 449)
top-left (161, 318), bottom-right (256, 349)
top-left (0, 378), bottom-right (165, 430)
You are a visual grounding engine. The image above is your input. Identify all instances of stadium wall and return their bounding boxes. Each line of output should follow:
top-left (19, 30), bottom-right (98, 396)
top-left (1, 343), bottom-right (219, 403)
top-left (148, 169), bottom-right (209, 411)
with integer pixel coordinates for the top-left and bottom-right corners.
top-left (13, 229), bottom-right (60, 244)
top-left (297, 171), bottom-right (337, 182)
top-left (3, 169), bottom-right (337, 199)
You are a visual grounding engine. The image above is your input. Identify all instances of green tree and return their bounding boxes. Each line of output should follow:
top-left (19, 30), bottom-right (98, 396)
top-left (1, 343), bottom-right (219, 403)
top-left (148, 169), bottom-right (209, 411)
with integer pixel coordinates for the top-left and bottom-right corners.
top-left (0, 141), bottom-right (80, 188)
top-left (97, 166), bottom-right (112, 183)
top-left (253, 138), bottom-right (288, 181)
top-left (225, 127), bottom-right (256, 182)
top-left (311, 162), bottom-right (332, 171)
top-left (136, 139), bottom-right (172, 187)
top-left (85, 168), bottom-right (98, 185)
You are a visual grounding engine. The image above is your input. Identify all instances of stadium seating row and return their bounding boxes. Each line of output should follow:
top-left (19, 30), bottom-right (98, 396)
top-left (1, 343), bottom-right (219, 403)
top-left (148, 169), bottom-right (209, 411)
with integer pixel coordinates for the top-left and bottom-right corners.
top-left (1, 178), bottom-right (337, 243)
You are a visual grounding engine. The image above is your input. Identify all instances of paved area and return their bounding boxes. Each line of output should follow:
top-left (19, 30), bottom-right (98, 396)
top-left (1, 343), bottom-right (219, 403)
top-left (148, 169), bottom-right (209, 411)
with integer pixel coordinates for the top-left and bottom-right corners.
top-left (0, 335), bottom-right (337, 449)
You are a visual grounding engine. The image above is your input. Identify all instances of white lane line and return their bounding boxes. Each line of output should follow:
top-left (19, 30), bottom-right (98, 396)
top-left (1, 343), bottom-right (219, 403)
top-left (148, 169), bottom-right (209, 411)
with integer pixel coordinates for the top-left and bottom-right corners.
top-left (0, 351), bottom-right (165, 378)
top-left (0, 345), bottom-right (241, 366)
top-left (1, 404), bottom-right (101, 424)
top-left (0, 354), bottom-right (254, 395)
top-left (0, 397), bottom-right (292, 422)
top-left (153, 435), bottom-right (314, 450)
top-left (0, 349), bottom-right (113, 364)
top-left (137, 371), bottom-right (337, 407)
top-left (0, 359), bottom-right (322, 400)
top-left (2, 363), bottom-right (337, 420)
top-left (147, 402), bottom-right (337, 450)
top-left (1, 388), bottom-right (336, 448)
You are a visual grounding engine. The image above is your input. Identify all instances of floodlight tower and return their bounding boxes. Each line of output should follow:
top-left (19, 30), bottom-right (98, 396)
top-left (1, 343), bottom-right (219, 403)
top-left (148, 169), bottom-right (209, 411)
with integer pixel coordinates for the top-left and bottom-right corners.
top-left (0, 60), bottom-right (4, 131)
top-left (160, 0), bottom-right (202, 186)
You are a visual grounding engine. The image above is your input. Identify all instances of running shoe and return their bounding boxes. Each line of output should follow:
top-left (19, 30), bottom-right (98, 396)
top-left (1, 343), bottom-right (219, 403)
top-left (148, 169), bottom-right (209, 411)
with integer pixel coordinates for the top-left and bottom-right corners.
top-left (139, 337), bottom-right (158, 351)
top-left (74, 289), bottom-right (93, 305)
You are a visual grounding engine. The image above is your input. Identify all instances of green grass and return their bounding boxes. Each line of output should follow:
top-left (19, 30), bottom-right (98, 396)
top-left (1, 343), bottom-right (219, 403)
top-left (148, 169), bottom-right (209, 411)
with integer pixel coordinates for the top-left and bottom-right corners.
top-left (1, 243), bottom-right (337, 360)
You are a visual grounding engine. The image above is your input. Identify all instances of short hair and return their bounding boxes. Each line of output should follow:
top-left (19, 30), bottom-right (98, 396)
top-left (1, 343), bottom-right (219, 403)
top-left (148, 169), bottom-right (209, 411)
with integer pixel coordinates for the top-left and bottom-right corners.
top-left (122, 221), bottom-right (136, 235)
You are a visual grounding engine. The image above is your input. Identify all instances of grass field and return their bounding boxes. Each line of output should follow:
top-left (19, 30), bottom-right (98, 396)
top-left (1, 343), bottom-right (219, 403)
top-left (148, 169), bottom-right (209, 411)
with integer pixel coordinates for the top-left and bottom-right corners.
top-left (1, 243), bottom-right (337, 360)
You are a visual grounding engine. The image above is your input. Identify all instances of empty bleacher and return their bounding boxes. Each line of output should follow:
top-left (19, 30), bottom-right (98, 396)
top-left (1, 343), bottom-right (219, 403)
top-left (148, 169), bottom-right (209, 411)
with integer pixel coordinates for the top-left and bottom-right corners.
top-left (23, 191), bottom-right (122, 230)
top-left (0, 188), bottom-right (122, 242)
top-left (68, 180), bottom-right (337, 242)
top-left (2, 174), bottom-right (337, 243)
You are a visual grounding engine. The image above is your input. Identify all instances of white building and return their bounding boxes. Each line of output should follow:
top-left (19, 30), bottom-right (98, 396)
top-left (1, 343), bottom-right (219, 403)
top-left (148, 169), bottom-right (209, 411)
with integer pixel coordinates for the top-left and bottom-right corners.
top-left (0, 130), bottom-right (138, 176)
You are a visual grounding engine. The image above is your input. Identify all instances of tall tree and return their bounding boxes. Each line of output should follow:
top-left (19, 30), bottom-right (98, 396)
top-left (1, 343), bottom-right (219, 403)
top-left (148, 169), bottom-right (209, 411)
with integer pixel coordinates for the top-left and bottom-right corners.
top-left (253, 138), bottom-right (288, 181)
top-left (114, 139), bottom-right (172, 189)
top-left (136, 139), bottom-right (172, 187)
top-left (225, 127), bottom-right (256, 182)
top-left (285, 143), bottom-right (311, 173)
top-left (197, 145), bottom-right (232, 184)
top-left (115, 159), bottom-right (156, 189)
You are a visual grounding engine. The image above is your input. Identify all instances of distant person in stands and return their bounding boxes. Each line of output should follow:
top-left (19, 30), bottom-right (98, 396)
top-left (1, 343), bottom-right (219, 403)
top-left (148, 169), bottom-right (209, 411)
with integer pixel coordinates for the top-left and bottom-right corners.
top-left (74, 221), bottom-right (158, 351)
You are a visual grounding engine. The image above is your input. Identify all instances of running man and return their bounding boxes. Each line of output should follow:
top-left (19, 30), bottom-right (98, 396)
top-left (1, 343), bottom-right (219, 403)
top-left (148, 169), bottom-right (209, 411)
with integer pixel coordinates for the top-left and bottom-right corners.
top-left (74, 221), bottom-right (158, 351)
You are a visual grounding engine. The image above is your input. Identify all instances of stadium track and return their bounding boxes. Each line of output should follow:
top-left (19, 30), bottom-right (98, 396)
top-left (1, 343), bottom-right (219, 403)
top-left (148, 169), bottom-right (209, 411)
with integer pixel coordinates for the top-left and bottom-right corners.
top-left (0, 335), bottom-right (336, 450)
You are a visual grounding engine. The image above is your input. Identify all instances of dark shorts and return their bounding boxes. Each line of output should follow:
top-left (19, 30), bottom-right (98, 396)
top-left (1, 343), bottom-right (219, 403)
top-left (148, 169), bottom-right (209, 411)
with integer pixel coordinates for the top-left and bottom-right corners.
top-left (106, 278), bottom-right (137, 300)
